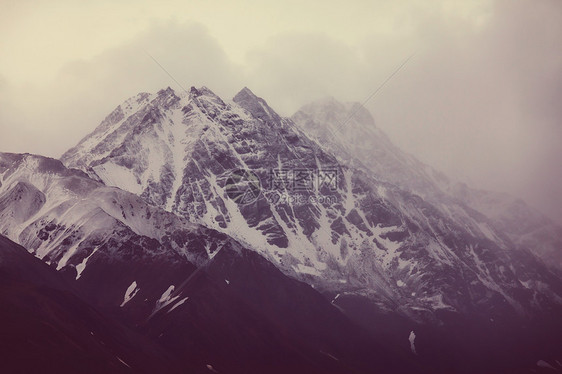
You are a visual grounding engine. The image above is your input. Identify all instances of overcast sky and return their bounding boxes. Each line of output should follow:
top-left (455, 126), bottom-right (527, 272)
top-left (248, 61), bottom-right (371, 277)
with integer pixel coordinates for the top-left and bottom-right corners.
top-left (1, 0), bottom-right (561, 223)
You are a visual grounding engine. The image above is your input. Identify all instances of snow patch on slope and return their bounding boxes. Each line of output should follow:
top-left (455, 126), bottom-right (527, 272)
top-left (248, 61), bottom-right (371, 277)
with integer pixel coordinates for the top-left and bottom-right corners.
top-left (120, 281), bottom-right (140, 307)
top-left (409, 331), bottom-right (417, 355)
top-left (93, 162), bottom-right (142, 195)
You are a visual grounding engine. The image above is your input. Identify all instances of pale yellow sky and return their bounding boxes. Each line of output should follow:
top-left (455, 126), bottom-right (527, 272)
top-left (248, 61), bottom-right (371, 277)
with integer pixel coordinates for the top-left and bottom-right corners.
top-left (0, 0), bottom-right (490, 83)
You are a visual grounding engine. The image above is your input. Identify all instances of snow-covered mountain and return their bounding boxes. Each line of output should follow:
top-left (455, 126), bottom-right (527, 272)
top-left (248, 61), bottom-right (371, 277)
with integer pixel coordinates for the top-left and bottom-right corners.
top-left (1, 83), bottom-right (561, 372)
top-left (60, 86), bottom-right (562, 325)
top-left (292, 99), bottom-right (562, 269)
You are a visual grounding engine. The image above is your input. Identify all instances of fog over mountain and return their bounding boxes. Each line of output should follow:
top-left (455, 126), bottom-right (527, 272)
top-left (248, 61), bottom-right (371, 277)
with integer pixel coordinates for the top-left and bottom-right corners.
top-left (1, 0), bottom-right (561, 223)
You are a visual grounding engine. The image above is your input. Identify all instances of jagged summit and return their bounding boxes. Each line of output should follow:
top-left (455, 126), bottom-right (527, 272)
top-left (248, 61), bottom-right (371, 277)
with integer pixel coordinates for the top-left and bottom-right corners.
top-left (233, 86), bottom-right (282, 125)
top-left (235, 86), bottom-right (256, 98)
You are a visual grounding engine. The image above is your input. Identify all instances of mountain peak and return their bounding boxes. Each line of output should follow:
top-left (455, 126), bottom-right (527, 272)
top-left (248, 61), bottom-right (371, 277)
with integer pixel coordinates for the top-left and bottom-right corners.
top-left (235, 86), bottom-right (255, 98)
top-left (233, 87), bottom-right (281, 125)
top-left (293, 97), bottom-right (375, 128)
top-left (159, 86), bottom-right (175, 94)
top-left (189, 85), bottom-right (216, 97)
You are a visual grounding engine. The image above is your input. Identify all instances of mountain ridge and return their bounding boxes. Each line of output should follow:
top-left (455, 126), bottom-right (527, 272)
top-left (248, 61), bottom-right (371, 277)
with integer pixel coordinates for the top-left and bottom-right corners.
top-left (59, 85), bottom-right (562, 322)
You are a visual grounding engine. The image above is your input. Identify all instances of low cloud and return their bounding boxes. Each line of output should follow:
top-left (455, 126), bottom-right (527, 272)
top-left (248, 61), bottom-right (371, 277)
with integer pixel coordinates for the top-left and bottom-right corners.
top-left (0, 22), bottom-right (243, 158)
top-left (0, 1), bottom-right (561, 222)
